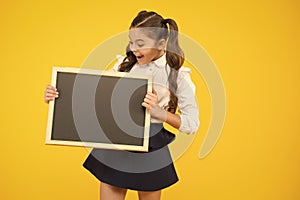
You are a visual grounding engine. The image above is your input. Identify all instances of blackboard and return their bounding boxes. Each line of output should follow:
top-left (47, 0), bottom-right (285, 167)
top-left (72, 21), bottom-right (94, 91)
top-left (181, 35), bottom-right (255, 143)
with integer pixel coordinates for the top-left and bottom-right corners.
top-left (46, 67), bottom-right (152, 152)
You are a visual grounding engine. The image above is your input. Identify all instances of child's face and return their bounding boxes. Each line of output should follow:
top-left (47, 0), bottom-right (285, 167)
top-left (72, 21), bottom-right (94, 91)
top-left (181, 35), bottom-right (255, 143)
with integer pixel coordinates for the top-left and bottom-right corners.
top-left (129, 28), bottom-right (165, 65)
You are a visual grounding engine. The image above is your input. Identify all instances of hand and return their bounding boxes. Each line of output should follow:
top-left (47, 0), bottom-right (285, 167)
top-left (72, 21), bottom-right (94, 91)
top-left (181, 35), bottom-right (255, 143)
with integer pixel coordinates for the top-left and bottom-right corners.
top-left (44, 84), bottom-right (59, 104)
top-left (141, 89), bottom-right (167, 122)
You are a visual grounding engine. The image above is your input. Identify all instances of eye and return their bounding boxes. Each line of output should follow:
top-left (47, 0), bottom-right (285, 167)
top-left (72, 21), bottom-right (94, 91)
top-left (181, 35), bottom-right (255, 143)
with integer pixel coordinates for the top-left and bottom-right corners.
top-left (136, 41), bottom-right (145, 48)
top-left (128, 41), bottom-right (145, 50)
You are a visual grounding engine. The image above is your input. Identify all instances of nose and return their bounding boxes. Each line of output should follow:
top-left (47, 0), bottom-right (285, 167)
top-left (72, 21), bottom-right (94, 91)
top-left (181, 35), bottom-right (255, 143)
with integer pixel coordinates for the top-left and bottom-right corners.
top-left (130, 44), bottom-right (137, 52)
top-left (131, 47), bottom-right (139, 54)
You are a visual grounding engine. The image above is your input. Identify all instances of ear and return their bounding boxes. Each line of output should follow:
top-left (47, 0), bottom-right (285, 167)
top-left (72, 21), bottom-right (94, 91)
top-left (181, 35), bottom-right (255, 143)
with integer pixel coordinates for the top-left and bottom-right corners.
top-left (157, 39), bottom-right (166, 50)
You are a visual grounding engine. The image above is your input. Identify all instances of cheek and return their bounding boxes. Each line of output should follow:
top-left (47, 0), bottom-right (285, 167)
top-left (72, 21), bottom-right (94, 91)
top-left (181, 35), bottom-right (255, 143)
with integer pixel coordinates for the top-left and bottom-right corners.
top-left (138, 49), bottom-right (150, 56)
top-left (141, 48), bottom-right (157, 56)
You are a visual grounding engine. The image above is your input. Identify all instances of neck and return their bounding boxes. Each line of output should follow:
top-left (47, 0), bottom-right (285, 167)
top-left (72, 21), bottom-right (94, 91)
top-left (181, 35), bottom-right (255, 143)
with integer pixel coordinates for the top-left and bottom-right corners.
top-left (152, 50), bottom-right (165, 61)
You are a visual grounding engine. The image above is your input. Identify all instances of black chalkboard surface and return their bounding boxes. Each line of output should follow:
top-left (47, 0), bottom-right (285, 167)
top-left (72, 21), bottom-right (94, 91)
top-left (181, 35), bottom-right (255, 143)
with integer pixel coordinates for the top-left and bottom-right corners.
top-left (46, 67), bottom-right (152, 152)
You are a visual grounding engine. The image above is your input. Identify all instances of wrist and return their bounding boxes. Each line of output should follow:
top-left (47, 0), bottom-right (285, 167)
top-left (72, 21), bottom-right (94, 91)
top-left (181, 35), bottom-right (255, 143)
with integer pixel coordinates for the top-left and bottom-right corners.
top-left (161, 109), bottom-right (167, 122)
top-left (150, 105), bottom-right (167, 122)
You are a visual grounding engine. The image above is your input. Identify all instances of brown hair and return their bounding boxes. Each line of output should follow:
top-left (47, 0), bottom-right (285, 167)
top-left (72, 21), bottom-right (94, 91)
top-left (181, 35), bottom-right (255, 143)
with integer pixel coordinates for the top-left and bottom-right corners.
top-left (118, 10), bottom-right (184, 113)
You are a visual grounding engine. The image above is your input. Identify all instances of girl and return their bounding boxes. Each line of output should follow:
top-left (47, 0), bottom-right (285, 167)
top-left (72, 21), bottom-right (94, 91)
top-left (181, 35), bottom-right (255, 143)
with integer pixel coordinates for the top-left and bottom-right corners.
top-left (44, 10), bottom-right (199, 200)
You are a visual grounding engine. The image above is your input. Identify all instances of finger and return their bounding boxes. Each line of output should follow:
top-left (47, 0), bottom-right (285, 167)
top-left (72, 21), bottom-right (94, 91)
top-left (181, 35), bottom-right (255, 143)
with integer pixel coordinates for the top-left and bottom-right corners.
top-left (45, 97), bottom-right (55, 102)
top-left (146, 93), bottom-right (158, 100)
top-left (144, 96), bottom-right (158, 104)
top-left (147, 92), bottom-right (157, 98)
top-left (46, 85), bottom-right (57, 91)
top-left (46, 87), bottom-right (57, 92)
top-left (45, 90), bottom-right (59, 97)
top-left (145, 94), bottom-right (154, 101)
top-left (45, 90), bottom-right (57, 96)
top-left (145, 94), bottom-right (158, 105)
top-left (143, 98), bottom-right (152, 105)
top-left (141, 102), bottom-right (151, 109)
top-left (45, 93), bottom-right (58, 98)
top-left (152, 88), bottom-right (157, 95)
top-left (48, 92), bottom-right (59, 96)
top-left (46, 86), bottom-right (58, 95)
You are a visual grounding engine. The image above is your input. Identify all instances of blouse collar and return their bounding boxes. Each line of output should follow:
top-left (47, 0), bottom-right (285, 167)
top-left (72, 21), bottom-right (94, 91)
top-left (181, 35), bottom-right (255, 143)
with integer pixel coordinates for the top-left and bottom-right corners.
top-left (152, 52), bottom-right (167, 68)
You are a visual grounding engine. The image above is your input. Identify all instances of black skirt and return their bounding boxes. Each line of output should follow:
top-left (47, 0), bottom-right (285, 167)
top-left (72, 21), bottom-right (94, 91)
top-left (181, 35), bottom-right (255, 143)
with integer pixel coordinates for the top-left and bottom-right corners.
top-left (83, 123), bottom-right (178, 191)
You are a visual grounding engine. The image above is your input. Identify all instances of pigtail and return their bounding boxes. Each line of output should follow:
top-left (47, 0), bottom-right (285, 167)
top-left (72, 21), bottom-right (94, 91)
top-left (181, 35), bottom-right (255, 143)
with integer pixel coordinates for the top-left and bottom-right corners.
top-left (166, 68), bottom-right (179, 114)
top-left (118, 44), bottom-right (137, 72)
top-left (164, 18), bottom-right (184, 113)
top-left (164, 18), bottom-right (184, 70)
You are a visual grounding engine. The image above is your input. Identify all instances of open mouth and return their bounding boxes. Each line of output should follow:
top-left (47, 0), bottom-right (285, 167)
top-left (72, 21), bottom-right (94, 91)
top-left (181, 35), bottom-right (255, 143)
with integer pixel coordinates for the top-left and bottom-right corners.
top-left (136, 55), bottom-right (144, 60)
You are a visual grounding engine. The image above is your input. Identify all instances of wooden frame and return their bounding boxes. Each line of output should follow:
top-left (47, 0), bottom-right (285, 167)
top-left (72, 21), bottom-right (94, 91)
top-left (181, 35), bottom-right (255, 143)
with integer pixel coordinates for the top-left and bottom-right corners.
top-left (46, 67), bottom-right (152, 152)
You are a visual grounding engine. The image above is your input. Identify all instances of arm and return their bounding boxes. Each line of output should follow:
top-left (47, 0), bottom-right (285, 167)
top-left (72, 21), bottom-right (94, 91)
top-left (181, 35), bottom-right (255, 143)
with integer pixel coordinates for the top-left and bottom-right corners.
top-left (142, 89), bottom-right (181, 130)
top-left (142, 69), bottom-right (199, 134)
top-left (165, 111), bottom-right (181, 129)
top-left (176, 68), bottom-right (200, 134)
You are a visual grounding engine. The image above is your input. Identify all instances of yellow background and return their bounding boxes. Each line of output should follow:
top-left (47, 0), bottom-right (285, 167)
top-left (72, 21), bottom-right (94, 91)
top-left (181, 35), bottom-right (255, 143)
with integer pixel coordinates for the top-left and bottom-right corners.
top-left (1, 0), bottom-right (299, 199)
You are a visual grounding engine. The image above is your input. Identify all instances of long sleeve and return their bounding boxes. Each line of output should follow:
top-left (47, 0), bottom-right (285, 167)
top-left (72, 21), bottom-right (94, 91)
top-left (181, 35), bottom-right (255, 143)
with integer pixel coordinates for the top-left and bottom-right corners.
top-left (109, 55), bottom-right (124, 72)
top-left (176, 67), bottom-right (200, 134)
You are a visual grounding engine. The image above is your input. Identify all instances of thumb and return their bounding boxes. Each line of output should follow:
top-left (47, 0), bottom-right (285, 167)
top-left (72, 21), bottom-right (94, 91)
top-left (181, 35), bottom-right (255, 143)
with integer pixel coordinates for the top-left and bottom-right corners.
top-left (152, 88), bottom-right (157, 95)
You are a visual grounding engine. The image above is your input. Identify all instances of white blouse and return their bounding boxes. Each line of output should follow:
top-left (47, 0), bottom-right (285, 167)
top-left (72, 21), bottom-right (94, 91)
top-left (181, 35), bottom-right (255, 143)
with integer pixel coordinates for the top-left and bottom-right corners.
top-left (111, 53), bottom-right (199, 134)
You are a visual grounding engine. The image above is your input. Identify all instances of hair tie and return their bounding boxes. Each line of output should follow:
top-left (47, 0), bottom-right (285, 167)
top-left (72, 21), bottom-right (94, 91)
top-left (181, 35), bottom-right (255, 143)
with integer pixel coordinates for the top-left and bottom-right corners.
top-left (161, 19), bottom-right (168, 25)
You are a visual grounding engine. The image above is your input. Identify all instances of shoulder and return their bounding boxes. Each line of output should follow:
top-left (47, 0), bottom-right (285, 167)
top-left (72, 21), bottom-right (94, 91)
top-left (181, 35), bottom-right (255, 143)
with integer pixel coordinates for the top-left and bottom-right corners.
top-left (175, 66), bottom-right (196, 96)
top-left (176, 66), bottom-right (196, 92)
top-left (111, 55), bottom-right (125, 71)
top-left (177, 66), bottom-right (192, 81)
top-left (179, 66), bottom-right (191, 73)
top-left (116, 54), bottom-right (125, 61)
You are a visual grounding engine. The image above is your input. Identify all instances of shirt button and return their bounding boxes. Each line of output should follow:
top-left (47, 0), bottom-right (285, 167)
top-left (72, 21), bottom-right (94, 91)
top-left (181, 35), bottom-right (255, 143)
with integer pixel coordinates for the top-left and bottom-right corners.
top-left (149, 67), bottom-right (153, 71)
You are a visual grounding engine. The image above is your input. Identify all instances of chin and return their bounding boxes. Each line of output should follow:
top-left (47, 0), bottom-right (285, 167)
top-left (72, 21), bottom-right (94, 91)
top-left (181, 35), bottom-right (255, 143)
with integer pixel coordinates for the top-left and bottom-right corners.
top-left (137, 61), bottom-right (148, 65)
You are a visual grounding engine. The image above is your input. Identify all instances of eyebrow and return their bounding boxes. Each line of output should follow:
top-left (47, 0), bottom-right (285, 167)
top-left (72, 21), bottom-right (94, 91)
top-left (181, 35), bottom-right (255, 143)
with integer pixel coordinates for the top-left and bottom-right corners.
top-left (128, 36), bottom-right (145, 42)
